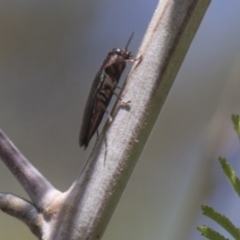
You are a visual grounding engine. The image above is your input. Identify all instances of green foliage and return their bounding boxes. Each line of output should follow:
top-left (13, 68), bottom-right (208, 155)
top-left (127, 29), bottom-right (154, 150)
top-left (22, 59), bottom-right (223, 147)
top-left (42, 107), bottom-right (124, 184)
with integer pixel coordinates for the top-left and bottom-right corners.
top-left (197, 225), bottom-right (229, 240)
top-left (201, 205), bottom-right (240, 239)
top-left (198, 114), bottom-right (240, 240)
top-left (232, 114), bottom-right (240, 139)
top-left (219, 158), bottom-right (240, 197)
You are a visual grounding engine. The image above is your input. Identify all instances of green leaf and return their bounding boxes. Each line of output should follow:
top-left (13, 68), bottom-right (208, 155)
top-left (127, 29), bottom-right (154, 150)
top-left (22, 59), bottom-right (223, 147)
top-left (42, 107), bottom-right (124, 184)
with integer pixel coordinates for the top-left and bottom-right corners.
top-left (219, 158), bottom-right (240, 197)
top-left (197, 225), bottom-right (229, 240)
top-left (201, 205), bottom-right (240, 239)
top-left (232, 114), bottom-right (240, 138)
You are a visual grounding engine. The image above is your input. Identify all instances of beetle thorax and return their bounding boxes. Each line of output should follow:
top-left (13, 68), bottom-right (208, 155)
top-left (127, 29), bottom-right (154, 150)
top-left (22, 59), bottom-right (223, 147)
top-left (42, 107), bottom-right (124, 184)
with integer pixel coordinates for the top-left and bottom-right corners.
top-left (109, 48), bottom-right (131, 59)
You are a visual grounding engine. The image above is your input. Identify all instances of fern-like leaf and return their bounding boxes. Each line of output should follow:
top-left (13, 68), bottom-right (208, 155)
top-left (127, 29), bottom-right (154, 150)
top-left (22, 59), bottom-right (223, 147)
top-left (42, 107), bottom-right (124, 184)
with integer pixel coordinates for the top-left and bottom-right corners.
top-left (198, 117), bottom-right (240, 240)
top-left (232, 114), bottom-right (240, 139)
top-left (197, 225), bottom-right (229, 240)
top-left (201, 205), bottom-right (240, 239)
top-left (219, 158), bottom-right (240, 197)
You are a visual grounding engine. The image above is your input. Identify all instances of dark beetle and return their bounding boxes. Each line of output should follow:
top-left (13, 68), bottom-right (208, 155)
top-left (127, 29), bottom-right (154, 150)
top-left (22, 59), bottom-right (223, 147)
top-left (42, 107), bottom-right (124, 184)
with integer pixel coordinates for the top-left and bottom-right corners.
top-left (79, 34), bottom-right (135, 149)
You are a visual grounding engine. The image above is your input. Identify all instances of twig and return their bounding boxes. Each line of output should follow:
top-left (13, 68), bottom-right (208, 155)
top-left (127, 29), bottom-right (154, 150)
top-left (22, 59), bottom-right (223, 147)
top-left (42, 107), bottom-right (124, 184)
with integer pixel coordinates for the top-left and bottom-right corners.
top-left (0, 130), bottom-right (61, 209)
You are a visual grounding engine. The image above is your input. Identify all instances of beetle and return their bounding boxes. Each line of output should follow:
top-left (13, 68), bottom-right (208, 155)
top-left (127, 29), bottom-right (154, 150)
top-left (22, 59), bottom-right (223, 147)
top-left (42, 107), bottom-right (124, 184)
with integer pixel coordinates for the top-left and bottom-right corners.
top-left (79, 33), bottom-right (135, 149)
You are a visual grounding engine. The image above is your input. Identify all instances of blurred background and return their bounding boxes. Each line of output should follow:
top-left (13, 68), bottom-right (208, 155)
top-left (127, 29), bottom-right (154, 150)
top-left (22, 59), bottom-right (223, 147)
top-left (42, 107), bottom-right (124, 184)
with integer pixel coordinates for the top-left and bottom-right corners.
top-left (0, 0), bottom-right (240, 239)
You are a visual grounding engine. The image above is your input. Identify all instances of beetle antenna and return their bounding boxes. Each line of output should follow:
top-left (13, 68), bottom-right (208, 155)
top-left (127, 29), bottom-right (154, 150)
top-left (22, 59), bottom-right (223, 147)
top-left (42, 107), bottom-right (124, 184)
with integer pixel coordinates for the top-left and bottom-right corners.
top-left (125, 32), bottom-right (134, 51)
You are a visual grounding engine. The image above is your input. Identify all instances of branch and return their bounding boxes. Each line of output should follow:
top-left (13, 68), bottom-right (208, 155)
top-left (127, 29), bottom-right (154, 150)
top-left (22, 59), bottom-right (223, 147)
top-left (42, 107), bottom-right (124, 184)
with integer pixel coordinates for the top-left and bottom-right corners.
top-left (50, 0), bottom-right (211, 239)
top-left (0, 130), bottom-right (61, 209)
top-left (0, 193), bottom-right (42, 238)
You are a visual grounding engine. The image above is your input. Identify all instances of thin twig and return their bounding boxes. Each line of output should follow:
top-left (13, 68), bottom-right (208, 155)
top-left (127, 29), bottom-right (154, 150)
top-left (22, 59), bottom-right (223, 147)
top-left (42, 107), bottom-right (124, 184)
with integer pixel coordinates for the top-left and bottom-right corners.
top-left (0, 130), bottom-right (61, 209)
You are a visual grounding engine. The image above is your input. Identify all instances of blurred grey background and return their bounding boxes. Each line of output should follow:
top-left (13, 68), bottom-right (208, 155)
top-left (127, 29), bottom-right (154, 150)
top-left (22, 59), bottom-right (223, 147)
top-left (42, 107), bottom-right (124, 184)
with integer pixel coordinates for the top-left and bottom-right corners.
top-left (1, 0), bottom-right (240, 239)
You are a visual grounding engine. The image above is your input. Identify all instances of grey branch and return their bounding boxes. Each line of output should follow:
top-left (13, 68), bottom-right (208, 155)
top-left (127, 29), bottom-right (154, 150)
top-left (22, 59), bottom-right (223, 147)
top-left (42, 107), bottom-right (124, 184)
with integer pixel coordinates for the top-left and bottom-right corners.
top-left (0, 193), bottom-right (42, 239)
top-left (0, 130), bottom-right (61, 209)
top-left (0, 0), bottom-right (210, 240)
